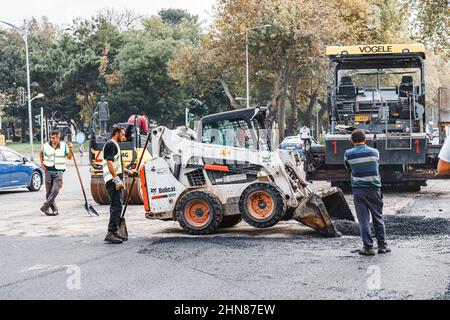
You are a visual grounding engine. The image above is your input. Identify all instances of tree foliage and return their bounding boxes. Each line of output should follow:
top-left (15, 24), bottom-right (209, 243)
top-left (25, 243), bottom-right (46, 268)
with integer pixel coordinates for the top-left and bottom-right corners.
top-left (405, 0), bottom-right (450, 60)
top-left (1, 2), bottom-right (449, 141)
top-left (1, 9), bottom-right (223, 137)
top-left (170, 0), bottom-right (376, 136)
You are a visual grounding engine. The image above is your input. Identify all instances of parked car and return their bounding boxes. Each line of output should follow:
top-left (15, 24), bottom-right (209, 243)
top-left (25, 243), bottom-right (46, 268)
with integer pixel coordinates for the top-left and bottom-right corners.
top-left (280, 136), bottom-right (305, 162)
top-left (0, 146), bottom-right (43, 191)
top-left (280, 135), bottom-right (321, 162)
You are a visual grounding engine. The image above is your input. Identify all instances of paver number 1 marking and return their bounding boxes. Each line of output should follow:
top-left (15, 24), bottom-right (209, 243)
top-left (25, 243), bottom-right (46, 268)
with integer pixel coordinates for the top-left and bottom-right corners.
top-left (332, 141), bottom-right (337, 155)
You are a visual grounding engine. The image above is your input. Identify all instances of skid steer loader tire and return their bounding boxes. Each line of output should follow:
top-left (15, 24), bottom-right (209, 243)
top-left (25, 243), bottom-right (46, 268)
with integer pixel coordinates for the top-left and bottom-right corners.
top-left (283, 207), bottom-right (295, 221)
top-left (219, 215), bottom-right (242, 228)
top-left (239, 183), bottom-right (286, 228)
top-left (176, 190), bottom-right (223, 235)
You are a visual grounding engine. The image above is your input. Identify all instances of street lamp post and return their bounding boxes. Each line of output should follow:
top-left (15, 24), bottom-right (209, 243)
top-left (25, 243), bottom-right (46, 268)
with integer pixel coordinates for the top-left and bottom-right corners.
top-left (30, 93), bottom-right (45, 148)
top-left (0, 20), bottom-right (34, 160)
top-left (245, 24), bottom-right (271, 109)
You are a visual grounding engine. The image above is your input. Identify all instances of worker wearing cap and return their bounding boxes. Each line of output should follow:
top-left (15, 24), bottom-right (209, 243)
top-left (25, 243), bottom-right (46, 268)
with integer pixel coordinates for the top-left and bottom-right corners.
top-left (102, 126), bottom-right (137, 244)
top-left (39, 130), bottom-right (73, 216)
top-left (438, 136), bottom-right (450, 175)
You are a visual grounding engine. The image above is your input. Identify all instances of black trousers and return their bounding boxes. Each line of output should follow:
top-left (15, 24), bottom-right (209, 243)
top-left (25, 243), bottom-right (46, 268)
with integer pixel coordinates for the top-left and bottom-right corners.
top-left (106, 181), bottom-right (123, 232)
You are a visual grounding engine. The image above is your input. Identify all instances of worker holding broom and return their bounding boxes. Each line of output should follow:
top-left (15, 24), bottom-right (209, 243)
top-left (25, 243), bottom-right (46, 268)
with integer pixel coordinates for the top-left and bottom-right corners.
top-left (103, 126), bottom-right (138, 244)
top-left (39, 130), bottom-right (73, 216)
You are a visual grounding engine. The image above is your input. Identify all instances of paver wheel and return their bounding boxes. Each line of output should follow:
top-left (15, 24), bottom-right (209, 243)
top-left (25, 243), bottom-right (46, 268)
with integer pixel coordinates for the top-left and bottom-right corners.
top-left (176, 190), bottom-right (223, 235)
top-left (239, 183), bottom-right (286, 228)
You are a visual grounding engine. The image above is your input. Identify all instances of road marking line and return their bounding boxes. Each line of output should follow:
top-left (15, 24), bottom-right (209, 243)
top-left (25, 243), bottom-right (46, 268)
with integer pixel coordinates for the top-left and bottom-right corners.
top-left (20, 264), bottom-right (62, 273)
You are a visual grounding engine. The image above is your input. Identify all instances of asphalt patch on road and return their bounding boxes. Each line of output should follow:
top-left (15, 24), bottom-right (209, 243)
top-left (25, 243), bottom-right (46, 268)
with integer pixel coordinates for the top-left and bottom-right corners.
top-left (333, 220), bottom-right (361, 236)
top-left (138, 237), bottom-right (261, 261)
top-left (334, 215), bottom-right (450, 237)
top-left (434, 283), bottom-right (450, 300)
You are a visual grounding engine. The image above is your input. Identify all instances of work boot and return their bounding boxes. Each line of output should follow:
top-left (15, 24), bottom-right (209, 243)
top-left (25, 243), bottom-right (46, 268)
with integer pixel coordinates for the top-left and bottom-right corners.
top-left (104, 232), bottom-right (123, 244)
top-left (41, 204), bottom-right (56, 216)
top-left (50, 204), bottom-right (59, 216)
top-left (358, 247), bottom-right (376, 256)
top-left (115, 232), bottom-right (128, 242)
top-left (378, 244), bottom-right (392, 254)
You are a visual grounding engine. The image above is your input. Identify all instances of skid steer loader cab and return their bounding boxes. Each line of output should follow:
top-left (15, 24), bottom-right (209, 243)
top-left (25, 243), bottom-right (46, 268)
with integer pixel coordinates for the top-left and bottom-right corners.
top-left (141, 107), bottom-right (353, 236)
top-left (197, 107), bottom-right (272, 152)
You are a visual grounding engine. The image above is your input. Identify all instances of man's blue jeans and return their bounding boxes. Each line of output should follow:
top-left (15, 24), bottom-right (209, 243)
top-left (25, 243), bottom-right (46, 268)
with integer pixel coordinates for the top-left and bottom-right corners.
top-left (353, 188), bottom-right (387, 248)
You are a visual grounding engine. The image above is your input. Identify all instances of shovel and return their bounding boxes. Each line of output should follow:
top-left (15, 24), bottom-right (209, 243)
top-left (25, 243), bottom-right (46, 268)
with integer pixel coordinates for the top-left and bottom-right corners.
top-left (118, 133), bottom-right (152, 241)
top-left (69, 146), bottom-right (99, 217)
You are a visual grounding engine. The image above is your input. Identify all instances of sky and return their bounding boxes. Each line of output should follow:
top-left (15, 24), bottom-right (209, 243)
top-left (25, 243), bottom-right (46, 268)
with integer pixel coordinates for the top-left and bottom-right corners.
top-left (0, 0), bottom-right (215, 26)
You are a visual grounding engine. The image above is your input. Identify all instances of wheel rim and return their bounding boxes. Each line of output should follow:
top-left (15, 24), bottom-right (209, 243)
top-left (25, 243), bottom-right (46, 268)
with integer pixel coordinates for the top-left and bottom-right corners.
top-left (32, 173), bottom-right (41, 189)
top-left (184, 200), bottom-right (211, 228)
top-left (247, 191), bottom-right (275, 220)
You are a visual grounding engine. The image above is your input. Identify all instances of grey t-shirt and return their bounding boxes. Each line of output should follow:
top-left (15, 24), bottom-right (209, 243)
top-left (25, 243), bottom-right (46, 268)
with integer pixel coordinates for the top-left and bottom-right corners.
top-left (439, 137), bottom-right (450, 162)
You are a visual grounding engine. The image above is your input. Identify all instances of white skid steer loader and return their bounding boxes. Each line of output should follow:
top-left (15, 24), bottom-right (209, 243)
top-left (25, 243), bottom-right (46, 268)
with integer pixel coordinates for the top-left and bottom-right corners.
top-left (140, 107), bottom-right (354, 236)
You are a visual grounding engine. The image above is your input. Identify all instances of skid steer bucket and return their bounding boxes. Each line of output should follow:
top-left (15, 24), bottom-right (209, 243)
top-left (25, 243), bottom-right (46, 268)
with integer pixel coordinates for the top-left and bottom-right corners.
top-left (293, 193), bottom-right (339, 237)
top-left (318, 187), bottom-right (354, 221)
top-left (292, 186), bottom-right (353, 237)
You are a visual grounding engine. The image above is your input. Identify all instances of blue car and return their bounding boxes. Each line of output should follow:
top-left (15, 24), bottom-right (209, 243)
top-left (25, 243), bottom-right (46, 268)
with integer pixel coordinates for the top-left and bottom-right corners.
top-left (0, 146), bottom-right (43, 191)
top-left (280, 136), bottom-right (305, 162)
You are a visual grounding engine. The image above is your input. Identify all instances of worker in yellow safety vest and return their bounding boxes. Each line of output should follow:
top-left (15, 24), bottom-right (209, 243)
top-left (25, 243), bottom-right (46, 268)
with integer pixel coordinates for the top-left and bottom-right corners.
top-left (102, 126), bottom-right (137, 244)
top-left (39, 130), bottom-right (73, 216)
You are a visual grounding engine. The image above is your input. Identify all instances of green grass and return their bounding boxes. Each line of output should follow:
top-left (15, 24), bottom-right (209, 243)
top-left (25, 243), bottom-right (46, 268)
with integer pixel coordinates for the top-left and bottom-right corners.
top-left (5, 142), bottom-right (42, 155)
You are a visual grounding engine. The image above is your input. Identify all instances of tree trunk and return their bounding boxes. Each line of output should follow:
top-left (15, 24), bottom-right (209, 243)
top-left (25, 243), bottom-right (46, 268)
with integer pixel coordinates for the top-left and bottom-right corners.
top-left (219, 80), bottom-right (241, 109)
top-left (84, 92), bottom-right (95, 115)
top-left (307, 92), bottom-right (318, 127)
top-left (298, 91), bottom-right (318, 128)
top-left (287, 85), bottom-right (298, 135)
top-left (317, 98), bottom-right (329, 136)
top-left (268, 78), bottom-right (281, 124)
top-left (296, 106), bottom-right (303, 132)
top-left (278, 86), bottom-right (288, 141)
top-left (286, 105), bottom-right (296, 136)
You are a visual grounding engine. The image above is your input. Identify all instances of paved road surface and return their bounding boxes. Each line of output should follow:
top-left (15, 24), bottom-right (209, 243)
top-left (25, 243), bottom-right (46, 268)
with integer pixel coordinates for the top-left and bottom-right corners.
top-left (1, 163), bottom-right (450, 300)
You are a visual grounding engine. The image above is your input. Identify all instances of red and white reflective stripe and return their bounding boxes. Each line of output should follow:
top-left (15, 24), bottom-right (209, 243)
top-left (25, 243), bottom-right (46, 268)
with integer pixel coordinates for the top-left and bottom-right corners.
top-left (204, 164), bottom-right (230, 172)
top-left (151, 195), bottom-right (168, 200)
top-left (140, 168), bottom-right (151, 212)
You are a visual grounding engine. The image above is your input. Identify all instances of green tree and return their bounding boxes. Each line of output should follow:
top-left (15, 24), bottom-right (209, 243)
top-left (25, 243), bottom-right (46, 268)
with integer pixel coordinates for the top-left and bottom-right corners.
top-left (110, 9), bottom-right (209, 125)
top-left (32, 15), bottom-right (125, 130)
top-left (404, 0), bottom-right (449, 60)
top-left (170, 0), bottom-right (377, 138)
top-left (1, 18), bottom-right (59, 141)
